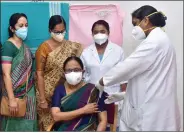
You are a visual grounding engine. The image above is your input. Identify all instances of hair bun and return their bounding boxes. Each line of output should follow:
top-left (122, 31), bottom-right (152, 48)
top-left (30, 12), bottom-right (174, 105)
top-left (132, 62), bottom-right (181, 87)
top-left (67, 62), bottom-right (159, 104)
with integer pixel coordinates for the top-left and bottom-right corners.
top-left (159, 11), bottom-right (167, 20)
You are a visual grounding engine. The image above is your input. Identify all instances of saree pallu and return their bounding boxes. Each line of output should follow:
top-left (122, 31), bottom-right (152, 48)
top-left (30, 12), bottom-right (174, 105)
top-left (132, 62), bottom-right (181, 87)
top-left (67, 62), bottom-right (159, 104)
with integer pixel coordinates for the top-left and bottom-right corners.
top-left (36, 40), bottom-right (83, 131)
top-left (54, 83), bottom-right (100, 131)
top-left (1, 44), bottom-right (37, 131)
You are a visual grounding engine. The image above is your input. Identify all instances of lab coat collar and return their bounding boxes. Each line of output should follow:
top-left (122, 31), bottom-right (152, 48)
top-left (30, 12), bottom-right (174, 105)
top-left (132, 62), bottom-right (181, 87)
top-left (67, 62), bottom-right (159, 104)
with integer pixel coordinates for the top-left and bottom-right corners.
top-left (146, 27), bottom-right (162, 40)
top-left (89, 41), bottom-right (114, 64)
top-left (101, 41), bottom-right (113, 63)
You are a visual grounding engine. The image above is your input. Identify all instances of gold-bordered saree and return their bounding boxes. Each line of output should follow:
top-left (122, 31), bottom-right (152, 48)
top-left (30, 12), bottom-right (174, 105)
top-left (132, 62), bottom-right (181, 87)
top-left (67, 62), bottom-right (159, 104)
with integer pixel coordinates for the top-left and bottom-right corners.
top-left (35, 40), bottom-right (83, 131)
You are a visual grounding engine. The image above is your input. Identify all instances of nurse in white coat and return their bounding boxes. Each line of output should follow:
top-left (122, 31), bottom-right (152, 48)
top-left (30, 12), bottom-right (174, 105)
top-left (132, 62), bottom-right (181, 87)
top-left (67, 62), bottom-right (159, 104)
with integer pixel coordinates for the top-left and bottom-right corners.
top-left (97, 5), bottom-right (181, 131)
top-left (80, 20), bottom-right (127, 130)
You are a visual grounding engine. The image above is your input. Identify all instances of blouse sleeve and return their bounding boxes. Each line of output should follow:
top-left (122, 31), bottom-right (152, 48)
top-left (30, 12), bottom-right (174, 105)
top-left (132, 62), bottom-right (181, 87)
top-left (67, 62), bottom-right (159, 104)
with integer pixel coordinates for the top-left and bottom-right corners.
top-left (98, 91), bottom-right (107, 112)
top-left (35, 43), bottom-right (51, 71)
top-left (71, 42), bottom-right (83, 57)
top-left (1, 41), bottom-right (17, 64)
top-left (51, 85), bottom-right (65, 107)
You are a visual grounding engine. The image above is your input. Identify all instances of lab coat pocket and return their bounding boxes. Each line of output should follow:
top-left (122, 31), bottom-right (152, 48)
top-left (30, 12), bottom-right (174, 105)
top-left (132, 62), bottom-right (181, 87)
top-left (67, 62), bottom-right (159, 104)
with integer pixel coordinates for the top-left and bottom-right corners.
top-left (121, 100), bottom-right (142, 131)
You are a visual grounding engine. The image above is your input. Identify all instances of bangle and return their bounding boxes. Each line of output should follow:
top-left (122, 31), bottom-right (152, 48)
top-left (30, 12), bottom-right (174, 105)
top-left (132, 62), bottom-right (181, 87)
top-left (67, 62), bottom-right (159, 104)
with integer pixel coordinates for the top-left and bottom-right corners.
top-left (40, 100), bottom-right (46, 104)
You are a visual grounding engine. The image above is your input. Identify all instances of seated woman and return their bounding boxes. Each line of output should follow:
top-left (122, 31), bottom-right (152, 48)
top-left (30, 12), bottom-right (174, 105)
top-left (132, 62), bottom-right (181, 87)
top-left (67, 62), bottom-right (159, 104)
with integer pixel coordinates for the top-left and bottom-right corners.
top-left (51, 56), bottom-right (107, 131)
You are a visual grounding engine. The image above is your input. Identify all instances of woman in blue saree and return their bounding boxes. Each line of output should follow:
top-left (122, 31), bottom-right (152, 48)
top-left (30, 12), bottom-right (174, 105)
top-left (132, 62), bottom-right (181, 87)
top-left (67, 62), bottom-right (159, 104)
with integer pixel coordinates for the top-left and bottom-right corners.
top-left (51, 56), bottom-right (107, 131)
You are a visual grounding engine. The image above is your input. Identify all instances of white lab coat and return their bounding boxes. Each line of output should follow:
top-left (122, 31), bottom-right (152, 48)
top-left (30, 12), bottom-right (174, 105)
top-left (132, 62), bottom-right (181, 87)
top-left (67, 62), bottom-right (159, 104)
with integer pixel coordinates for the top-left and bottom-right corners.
top-left (103, 27), bottom-right (181, 131)
top-left (80, 41), bottom-right (126, 94)
top-left (80, 41), bottom-right (127, 127)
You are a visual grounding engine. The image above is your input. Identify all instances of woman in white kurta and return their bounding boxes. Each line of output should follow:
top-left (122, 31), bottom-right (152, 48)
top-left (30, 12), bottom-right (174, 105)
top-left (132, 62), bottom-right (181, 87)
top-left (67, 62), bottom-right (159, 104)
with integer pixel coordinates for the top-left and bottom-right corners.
top-left (97, 5), bottom-right (181, 131)
top-left (80, 20), bottom-right (127, 130)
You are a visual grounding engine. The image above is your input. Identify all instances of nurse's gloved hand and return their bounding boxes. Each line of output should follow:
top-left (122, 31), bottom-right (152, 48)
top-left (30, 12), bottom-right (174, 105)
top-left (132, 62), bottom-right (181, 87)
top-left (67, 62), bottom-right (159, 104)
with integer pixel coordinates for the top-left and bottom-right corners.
top-left (95, 80), bottom-right (104, 98)
top-left (104, 92), bottom-right (126, 104)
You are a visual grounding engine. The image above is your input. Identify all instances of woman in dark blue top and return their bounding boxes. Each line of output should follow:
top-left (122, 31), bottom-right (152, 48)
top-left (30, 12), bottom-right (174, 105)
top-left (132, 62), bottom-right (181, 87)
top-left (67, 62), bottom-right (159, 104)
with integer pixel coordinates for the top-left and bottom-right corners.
top-left (51, 56), bottom-right (107, 131)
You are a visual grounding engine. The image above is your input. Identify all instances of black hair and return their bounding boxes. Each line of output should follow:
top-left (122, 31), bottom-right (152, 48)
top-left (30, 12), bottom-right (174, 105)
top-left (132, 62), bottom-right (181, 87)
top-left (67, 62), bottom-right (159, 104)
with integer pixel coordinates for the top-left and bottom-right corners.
top-left (8, 13), bottom-right (27, 37)
top-left (91, 20), bottom-right (110, 33)
top-left (49, 15), bottom-right (66, 31)
top-left (131, 5), bottom-right (167, 27)
top-left (63, 56), bottom-right (84, 71)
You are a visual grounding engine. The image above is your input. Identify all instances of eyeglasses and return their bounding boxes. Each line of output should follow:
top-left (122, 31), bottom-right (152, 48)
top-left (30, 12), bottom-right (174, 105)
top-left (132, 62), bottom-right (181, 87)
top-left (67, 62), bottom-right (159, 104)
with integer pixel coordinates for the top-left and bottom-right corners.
top-left (52, 31), bottom-right (66, 35)
top-left (64, 68), bottom-right (83, 74)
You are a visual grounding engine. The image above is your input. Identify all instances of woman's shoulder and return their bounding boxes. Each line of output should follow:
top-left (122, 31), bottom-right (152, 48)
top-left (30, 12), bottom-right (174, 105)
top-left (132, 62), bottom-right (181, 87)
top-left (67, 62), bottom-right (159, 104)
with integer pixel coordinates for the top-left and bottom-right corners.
top-left (55, 84), bottom-right (65, 92)
top-left (35, 41), bottom-right (51, 56)
top-left (85, 83), bottom-right (108, 96)
top-left (3, 40), bottom-right (14, 47)
top-left (85, 82), bottom-right (95, 88)
top-left (2, 41), bottom-right (18, 51)
top-left (109, 41), bottom-right (122, 49)
top-left (85, 83), bottom-right (99, 93)
top-left (66, 40), bottom-right (83, 56)
top-left (37, 41), bottom-right (50, 50)
top-left (67, 40), bottom-right (83, 49)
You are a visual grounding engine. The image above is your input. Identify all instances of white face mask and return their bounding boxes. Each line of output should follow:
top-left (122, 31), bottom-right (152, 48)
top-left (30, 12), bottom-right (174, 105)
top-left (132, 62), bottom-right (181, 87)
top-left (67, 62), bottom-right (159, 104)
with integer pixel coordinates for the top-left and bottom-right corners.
top-left (51, 32), bottom-right (65, 42)
top-left (93, 33), bottom-right (108, 45)
top-left (65, 72), bottom-right (83, 86)
top-left (132, 26), bottom-right (146, 40)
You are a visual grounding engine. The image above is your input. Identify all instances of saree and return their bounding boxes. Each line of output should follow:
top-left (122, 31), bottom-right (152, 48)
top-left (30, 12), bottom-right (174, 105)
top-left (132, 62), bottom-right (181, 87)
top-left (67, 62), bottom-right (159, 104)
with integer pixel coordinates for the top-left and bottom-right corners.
top-left (0, 41), bottom-right (37, 131)
top-left (51, 83), bottom-right (106, 131)
top-left (35, 40), bottom-right (83, 130)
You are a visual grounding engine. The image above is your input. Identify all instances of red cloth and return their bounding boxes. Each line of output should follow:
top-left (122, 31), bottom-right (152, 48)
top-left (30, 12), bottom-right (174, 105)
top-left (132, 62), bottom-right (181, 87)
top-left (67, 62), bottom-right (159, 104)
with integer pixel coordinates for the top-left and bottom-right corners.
top-left (104, 91), bottom-right (115, 124)
top-left (105, 103), bottom-right (115, 124)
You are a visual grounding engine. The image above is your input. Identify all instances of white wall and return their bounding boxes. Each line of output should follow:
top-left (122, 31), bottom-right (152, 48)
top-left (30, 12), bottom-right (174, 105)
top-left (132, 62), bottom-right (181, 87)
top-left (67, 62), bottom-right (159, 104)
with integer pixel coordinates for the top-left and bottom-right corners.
top-left (66, 1), bottom-right (183, 130)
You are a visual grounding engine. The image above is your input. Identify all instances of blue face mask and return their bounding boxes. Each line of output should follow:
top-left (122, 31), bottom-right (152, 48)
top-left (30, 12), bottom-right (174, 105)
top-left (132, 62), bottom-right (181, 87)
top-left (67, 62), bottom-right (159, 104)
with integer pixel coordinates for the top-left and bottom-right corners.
top-left (15, 27), bottom-right (28, 40)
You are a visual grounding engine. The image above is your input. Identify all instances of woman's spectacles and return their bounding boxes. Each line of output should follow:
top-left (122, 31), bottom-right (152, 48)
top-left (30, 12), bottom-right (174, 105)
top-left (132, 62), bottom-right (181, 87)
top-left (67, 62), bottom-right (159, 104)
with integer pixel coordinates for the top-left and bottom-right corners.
top-left (52, 30), bottom-right (66, 35)
top-left (64, 68), bottom-right (83, 74)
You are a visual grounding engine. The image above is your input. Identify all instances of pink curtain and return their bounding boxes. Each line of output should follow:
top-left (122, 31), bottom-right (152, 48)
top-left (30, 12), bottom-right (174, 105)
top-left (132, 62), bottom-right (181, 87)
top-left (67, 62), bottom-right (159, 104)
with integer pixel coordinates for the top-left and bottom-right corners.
top-left (69, 5), bottom-right (125, 48)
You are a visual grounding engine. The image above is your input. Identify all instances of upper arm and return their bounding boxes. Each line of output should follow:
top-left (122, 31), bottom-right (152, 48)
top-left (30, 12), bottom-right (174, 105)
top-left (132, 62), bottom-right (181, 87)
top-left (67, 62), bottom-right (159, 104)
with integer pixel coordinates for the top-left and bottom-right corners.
top-left (120, 42), bottom-right (158, 77)
top-left (51, 85), bottom-right (64, 108)
top-left (98, 92), bottom-right (107, 112)
top-left (51, 86), bottom-right (64, 119)
top-left (97, 91), bottom-right (107, 125)
top-left (103, 42), bottom-right (159, 86)
top-left (1, 42), bottom-right (16, 76)
top-left (35, 43), bottom-right (49, 72)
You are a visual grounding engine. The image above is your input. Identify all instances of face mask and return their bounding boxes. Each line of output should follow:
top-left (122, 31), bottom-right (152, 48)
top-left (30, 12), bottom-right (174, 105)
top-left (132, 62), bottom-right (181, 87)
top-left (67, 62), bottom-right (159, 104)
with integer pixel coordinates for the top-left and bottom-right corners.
top-left (132, 25), bottom-right (157, 40)
top-left (132, 12), bottom-right (161, 40)
top-left (15, 27), bottom-right (28, 40)
top-left (51, 32), bottom-right (65, 42)
top-left (132, 26), bottom-right (146, 40)
top-left (65, 72), bottom-right (83, 86)
top-left (93, 33), bottom-right (108, 45)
